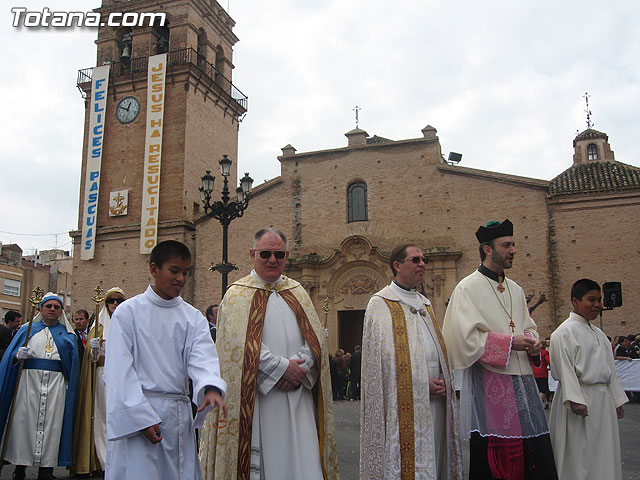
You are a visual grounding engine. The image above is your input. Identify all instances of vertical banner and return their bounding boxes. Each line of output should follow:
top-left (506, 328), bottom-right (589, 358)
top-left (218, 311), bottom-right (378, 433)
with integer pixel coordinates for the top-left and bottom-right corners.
top-left (140, 53), bottom-right (167, 254)
top-left (81, 65), bottom-right (110, 261)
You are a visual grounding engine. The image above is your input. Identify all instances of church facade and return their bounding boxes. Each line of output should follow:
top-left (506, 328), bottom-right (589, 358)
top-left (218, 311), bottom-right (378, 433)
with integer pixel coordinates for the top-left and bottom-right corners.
top-left (71, 0), bottom-right (640, 352)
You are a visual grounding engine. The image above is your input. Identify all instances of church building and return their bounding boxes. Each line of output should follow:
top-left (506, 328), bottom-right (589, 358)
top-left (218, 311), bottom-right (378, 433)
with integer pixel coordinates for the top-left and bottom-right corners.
top-left (71, 0), bottom-right (640, 352)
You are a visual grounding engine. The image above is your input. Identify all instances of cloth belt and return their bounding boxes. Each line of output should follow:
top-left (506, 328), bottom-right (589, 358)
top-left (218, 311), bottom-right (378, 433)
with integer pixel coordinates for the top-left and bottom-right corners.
top-left (142, 389), bottom-right (190, 479)
top-left (581, 382), bottom-right (610, 387)
top-left (22, 358), bottom-right (63, 372)
top-left (142, 389), bottom-right (190, 401)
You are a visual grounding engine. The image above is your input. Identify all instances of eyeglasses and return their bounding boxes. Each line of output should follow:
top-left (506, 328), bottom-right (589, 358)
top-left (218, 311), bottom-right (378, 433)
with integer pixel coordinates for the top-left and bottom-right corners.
top-left (257, 250), bottom-right (287, 259)
top-left (43, 304), bottom-right (61, 310)
top-left (402, 255), bottom-right (427, 264)
top-left (107, 298), bottom-right (124, 305)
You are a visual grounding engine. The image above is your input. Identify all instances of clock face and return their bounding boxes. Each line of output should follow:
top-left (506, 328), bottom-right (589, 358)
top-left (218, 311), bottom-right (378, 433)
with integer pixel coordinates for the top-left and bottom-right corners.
top-left (115, 96), bottom-right (140, 124)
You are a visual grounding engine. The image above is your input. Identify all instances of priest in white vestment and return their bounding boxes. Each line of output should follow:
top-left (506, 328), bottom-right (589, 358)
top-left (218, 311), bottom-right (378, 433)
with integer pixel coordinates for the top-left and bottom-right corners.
top-left (549, 278), bottom-right (627, 480)
top-left (360, 243), bottom-right (463, 480)
top-left (442, 220), bottom-right (558, 480)
top-left (73, 287), bottom-right (125, 475)
top-left (105, 240), bottom-right (227, 480)
top-left (0, 292), bottom-right (80, 480)
top-left (199, 228), bottom-right (339, 480)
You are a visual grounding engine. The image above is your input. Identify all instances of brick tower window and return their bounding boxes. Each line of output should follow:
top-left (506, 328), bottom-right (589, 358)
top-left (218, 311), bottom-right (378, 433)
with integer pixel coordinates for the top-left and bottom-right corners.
top-left (587, 143), bottom-right (598, 160)
top-left (348, 181), bottom-right (368, 222)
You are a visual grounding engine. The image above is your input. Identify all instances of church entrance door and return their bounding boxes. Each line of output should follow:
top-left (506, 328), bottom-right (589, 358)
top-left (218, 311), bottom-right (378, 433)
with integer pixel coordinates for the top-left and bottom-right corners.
top-left (337, 310), bottom-right (364, 354)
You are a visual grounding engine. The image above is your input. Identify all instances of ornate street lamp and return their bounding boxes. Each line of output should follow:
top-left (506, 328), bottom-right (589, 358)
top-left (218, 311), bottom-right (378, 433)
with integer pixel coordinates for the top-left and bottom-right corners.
top-left (199, 154), bottom-right (253, 295)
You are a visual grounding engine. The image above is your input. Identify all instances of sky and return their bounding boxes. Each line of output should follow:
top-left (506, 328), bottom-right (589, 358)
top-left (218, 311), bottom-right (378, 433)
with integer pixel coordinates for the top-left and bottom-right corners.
top-left (1, 1), bottom-right (639, 255)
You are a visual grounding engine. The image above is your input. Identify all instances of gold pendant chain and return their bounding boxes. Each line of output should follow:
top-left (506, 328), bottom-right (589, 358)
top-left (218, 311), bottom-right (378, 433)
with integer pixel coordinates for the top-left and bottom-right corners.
top-left (484, 275), bottom-right (513, 321)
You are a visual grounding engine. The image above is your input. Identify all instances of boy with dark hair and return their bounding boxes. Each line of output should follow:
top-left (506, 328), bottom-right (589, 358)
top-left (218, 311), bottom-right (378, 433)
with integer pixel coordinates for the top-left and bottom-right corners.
top-left (105, 240), bottom-right (227, 480)
top-left (549, 278), bottom-right (628, 480)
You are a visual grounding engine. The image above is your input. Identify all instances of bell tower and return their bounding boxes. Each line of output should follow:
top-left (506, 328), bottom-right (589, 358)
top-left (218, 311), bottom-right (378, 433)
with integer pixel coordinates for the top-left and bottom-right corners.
top-left (71, 0), bottom-right (247, 306)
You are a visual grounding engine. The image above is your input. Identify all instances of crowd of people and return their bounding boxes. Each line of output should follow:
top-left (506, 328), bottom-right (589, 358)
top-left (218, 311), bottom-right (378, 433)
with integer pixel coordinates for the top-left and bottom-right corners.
top-left (0, 221), bottom-right (633, 480)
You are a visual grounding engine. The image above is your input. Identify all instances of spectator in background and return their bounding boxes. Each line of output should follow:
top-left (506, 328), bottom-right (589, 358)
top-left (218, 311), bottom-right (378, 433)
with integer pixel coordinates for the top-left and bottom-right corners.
top-left (205, 304), bottom-right (218, 342)
top-left (1, 310), bottom-right (22, 361)
top-left (615, 335), bottom-right (635, 361)
top-left (532, 339), bottom-right (552, 409)
top-left (335, 349), bottom-right (347, 400)
top-left (329, 352), bottom-right (338, 400)
top-left (349, 345), bottom-right (362, 401)
top-left (74, 309), bottom-right (91, 364)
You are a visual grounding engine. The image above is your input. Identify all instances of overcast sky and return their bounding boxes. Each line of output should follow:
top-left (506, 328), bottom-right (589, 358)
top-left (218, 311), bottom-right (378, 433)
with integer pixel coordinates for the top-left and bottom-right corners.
top-left (1, 1), bottom-right (639, 255)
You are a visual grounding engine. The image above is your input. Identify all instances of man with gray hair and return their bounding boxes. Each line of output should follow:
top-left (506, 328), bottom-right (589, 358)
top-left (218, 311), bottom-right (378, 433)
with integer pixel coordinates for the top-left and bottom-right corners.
top-left (200, 228), bottom-right (338, 480)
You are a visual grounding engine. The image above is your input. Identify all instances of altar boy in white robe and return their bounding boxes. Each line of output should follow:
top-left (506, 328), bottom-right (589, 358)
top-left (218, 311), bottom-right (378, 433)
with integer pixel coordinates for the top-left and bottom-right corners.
top-left (105, 240), bottom-right (227, 480)
top-left (360, 243), bottom-right (463, 480)
top-left (199, 228), bottom-right (338, 480)
top-left (549, 278), bottom-right (627, 480)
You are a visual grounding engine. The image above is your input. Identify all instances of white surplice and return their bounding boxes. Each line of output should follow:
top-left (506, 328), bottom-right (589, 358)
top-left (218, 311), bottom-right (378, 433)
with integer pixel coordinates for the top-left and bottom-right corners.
top-left (252, 272), bottom-right (323, 480)
top-left (104, 286), bottom-right (227, 480)
top-left (360, 283), bottom-right (463, 480)
top-left (549, 312), bottom-right (628, 480)
top-left (4, 328), bottom-right (66, 467)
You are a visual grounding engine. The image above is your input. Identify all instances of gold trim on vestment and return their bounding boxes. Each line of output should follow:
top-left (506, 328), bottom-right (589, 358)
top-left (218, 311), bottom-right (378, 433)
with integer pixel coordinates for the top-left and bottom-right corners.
top-left (236, 289), bottom-right (269, 480)
top-left (426, 305), bottom-right (451, 375)
top-left (72, 323), bottom-right (104, 474)
top-left (383, 298), bottom-right (416, 480)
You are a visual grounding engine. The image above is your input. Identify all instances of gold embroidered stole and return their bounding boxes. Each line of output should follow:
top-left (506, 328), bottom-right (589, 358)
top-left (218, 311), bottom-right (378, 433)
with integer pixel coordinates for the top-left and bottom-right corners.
top-left (236, 289), bottom-right (270, 480)
top-left (426, 305), bottom-right (451, 375)
top-left (236, 287), bottom-right (327, 480)
top-left (383, 298), bottom-right (416, 480)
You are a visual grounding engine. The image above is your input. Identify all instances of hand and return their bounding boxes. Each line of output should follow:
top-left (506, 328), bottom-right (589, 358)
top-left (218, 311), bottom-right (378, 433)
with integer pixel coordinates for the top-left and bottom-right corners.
top-left (616, 405), bottom-right (624, 419)
top-left (282, 358), bottom-right (306, 386)
top-left (429, 378), bottom-right (446, 398)
top-left (89, 338), bottom-right (101, 349)
top-left (15, 346), bottom-right (30, 360)
top-left (569, 401), bottom-right (588, 417)
top-left (628, 357), bottom-right (633, 362)
top-left (141, 424), bottom-right (162, 444)
top-left (512, 335), bottom-right (536, 352)
top-left (275, 378), bottom-right (295, 392)
top-left (528, 339), bottom-right (543, 356)
top-left (197, 389), bottom-right (228, 418)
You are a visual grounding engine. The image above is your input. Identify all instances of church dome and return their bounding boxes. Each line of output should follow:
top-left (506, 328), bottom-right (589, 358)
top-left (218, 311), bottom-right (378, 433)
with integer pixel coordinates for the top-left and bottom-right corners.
top-left (549, 161), bottom-right (640, 197)
top-left (573, 128), bottom-right (608, 147)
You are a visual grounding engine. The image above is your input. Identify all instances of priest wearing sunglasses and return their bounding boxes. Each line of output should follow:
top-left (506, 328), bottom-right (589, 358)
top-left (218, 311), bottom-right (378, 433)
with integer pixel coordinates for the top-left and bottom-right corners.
top-left (200, 227), bottom-right (339, 480)
top-left (73, 287), bottom-right (126, 477)
top-left (0, 292), bottom-right (80, 480)
top-left (360, 244), bottom-right (463, 480)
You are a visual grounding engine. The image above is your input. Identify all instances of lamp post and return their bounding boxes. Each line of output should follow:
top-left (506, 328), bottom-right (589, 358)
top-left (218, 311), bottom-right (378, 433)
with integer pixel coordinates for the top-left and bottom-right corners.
top-left (199, 154), bottom-right (253, 295)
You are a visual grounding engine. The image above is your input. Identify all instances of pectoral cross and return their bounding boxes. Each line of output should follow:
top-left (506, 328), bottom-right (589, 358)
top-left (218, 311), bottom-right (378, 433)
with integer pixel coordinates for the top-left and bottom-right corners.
top-left (509, 320), bottom-right (516, 333)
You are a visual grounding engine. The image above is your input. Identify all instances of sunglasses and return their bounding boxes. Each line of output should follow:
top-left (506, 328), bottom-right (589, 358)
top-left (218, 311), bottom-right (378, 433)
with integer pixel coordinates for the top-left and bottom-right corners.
top-left (257, 250), bottom-right (287, 259)
top-left (107, 298), bottom-right (124, 305)
top-left (43, 304), bottom-right (61, 310)
top-left (402, 255), bottom-right (427, 264)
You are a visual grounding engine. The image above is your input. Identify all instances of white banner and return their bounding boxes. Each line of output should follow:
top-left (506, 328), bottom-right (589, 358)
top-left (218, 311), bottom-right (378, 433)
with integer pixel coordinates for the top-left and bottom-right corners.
top-left (81, 65), bottom-right (110, 260)
top-left (140, 53), bottom-right (167, 254)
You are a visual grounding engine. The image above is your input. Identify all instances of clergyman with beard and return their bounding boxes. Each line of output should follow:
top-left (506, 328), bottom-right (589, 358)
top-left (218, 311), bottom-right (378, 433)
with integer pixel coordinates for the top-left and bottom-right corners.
top-left (442, 220), bottom-right (558, 480)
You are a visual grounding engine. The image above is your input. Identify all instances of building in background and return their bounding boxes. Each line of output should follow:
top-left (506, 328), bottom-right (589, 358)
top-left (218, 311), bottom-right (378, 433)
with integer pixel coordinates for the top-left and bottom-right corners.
top-left (1, 245), bottom-right (73, 320)
top-left (71, 0), bottom-right (640, 352)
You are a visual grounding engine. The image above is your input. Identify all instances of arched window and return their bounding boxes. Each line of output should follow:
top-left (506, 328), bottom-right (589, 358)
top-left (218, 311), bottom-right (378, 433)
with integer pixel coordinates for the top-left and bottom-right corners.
top-left (154, 25), bottom-right (170, 54)
top-left (116, 27), bottom-right (132, 74)
top-left (587, 143), bottom-right (599, 161)
top-left (197, 29), bottom-right (208, 68)
top-left (348, 182), bottom-right (368, 222)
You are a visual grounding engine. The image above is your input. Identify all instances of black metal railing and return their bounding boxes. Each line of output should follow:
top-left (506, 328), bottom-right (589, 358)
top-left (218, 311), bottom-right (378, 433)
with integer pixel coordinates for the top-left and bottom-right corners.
top-left (77, 47), bottom-right (248, 111)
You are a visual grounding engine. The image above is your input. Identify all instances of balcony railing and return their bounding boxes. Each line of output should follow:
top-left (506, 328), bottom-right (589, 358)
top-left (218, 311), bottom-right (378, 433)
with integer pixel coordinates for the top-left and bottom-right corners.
top-left (77, 47), bottom-right (248, 112)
